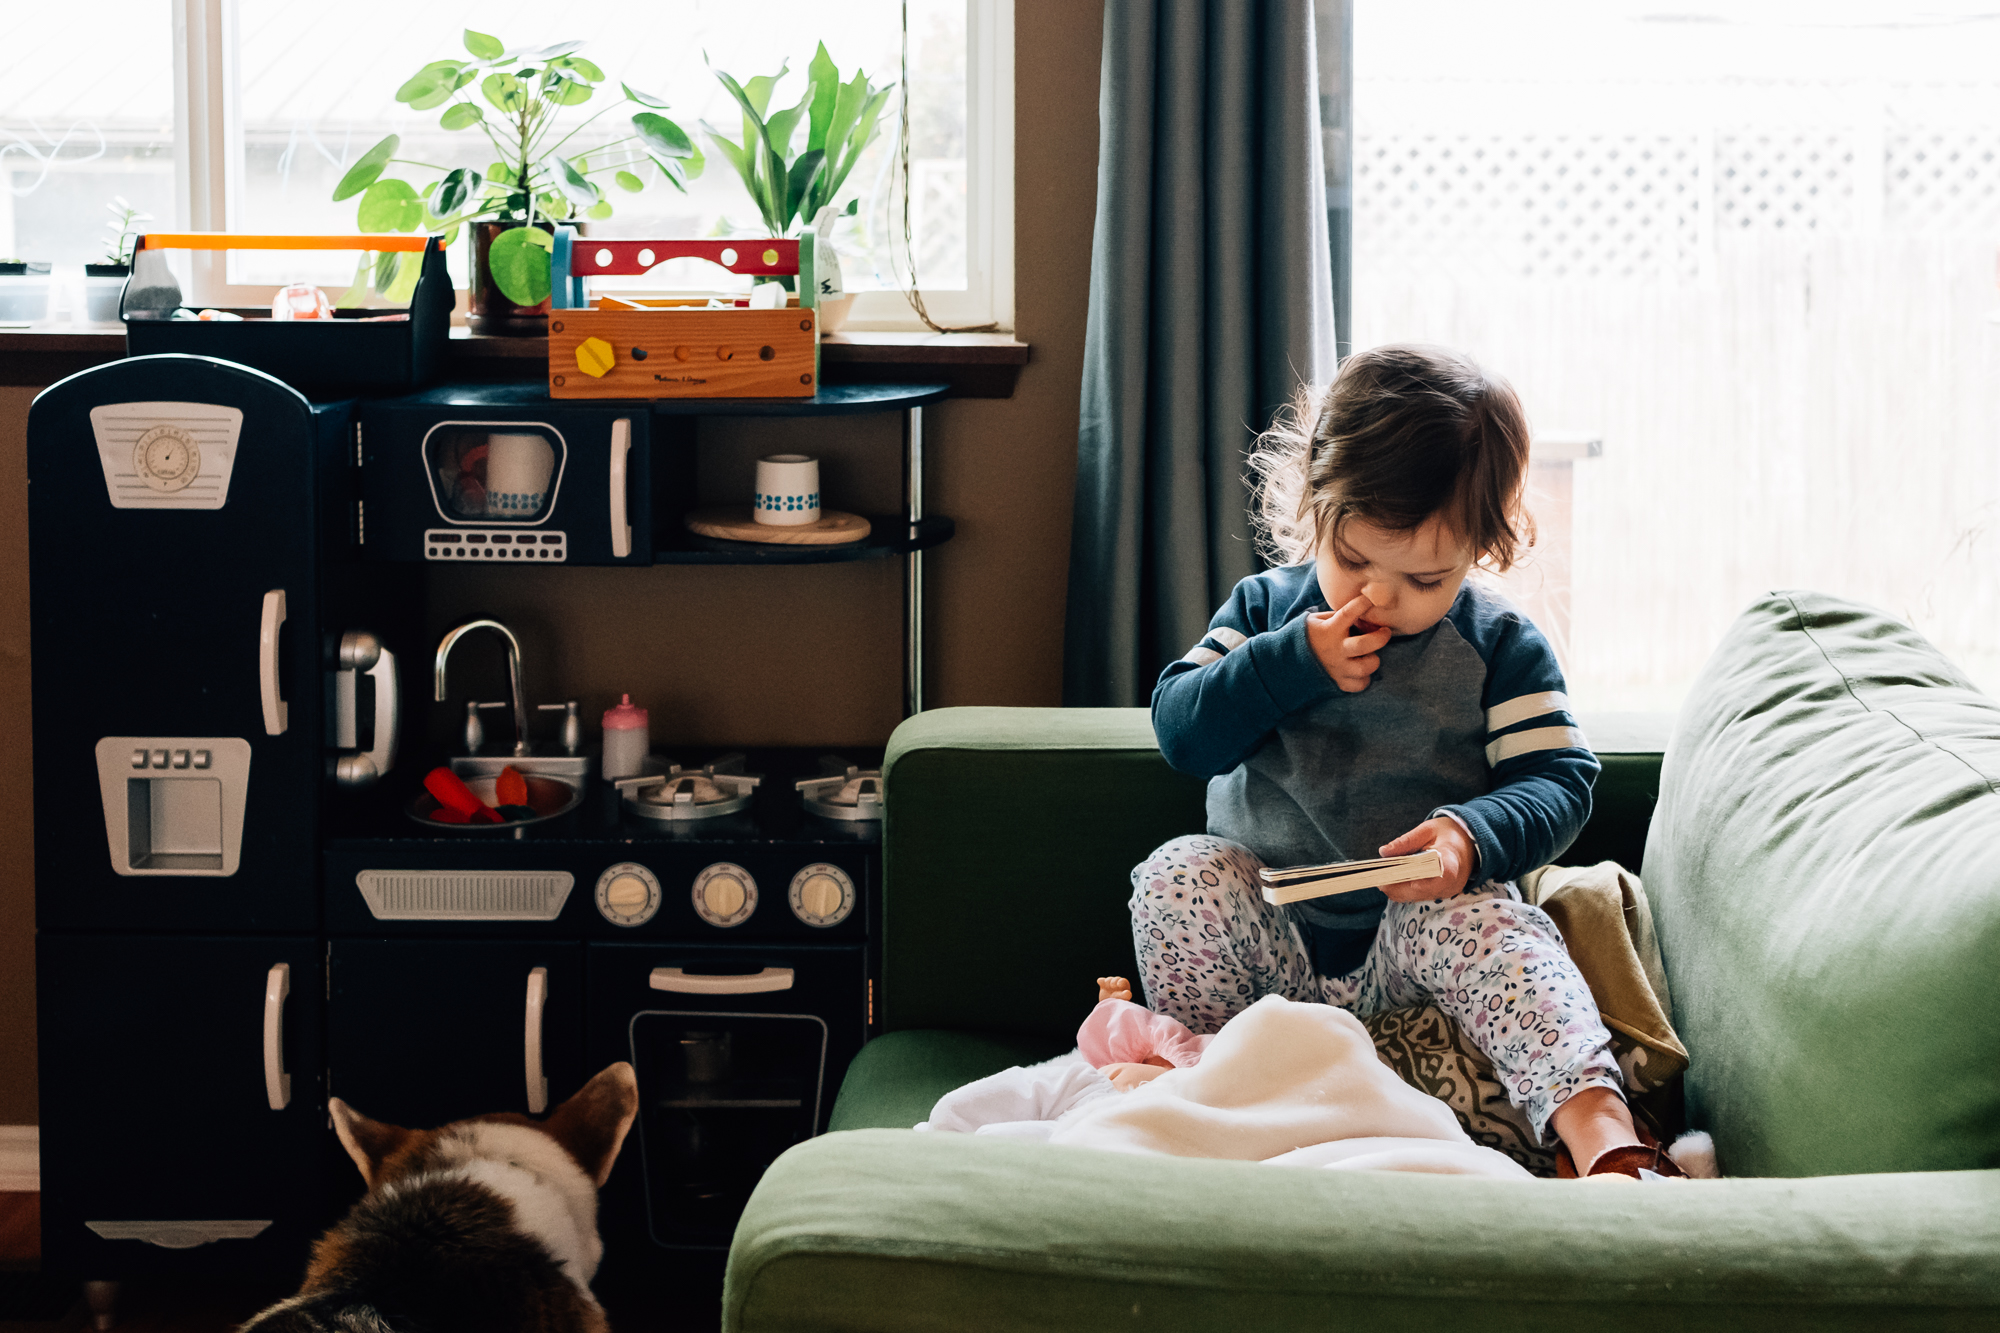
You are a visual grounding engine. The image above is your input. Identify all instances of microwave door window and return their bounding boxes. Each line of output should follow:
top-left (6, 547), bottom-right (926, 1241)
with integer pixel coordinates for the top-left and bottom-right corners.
top-left (425, 426), bottom-right (561, 523)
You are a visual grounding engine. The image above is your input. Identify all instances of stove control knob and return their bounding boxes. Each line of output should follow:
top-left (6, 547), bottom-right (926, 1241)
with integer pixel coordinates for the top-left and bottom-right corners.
top-left (789, 863), bottom-right (856, 928)
top-left (595, 862), bottom-right (661, 928)
top-left (691, 862), bottom-right (757, 928)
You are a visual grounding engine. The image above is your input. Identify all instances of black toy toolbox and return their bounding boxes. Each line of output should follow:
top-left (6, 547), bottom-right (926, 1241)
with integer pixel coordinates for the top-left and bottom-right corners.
top-left (120, 233), bottom-right (453, 390)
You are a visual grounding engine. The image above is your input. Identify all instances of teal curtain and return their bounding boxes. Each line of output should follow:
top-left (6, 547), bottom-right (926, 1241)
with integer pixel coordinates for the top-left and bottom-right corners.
top-left (1063, 0), bottom-right (1343, 708)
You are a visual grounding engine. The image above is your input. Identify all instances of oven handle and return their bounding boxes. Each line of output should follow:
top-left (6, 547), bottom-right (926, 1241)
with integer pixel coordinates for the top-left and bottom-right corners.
top-left (258, 589), bottom-right (288, 735)
top-left (262, 963), bottom-right (291, 1111)
top-left (524, 966), bottom-right (549, 1115)
top-left (608, 417), bottom-right (632, 559)
top-left (649, 966), bottom-right (794, 995)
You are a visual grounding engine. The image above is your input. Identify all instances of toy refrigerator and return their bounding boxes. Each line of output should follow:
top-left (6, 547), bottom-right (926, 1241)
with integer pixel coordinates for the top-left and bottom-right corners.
top-left (27, 354), bottom-right (403, 1277)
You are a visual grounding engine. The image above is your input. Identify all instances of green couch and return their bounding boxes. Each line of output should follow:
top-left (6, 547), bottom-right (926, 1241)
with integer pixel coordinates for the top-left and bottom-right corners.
top-left (725, 593), bottom-right (2000, 1330)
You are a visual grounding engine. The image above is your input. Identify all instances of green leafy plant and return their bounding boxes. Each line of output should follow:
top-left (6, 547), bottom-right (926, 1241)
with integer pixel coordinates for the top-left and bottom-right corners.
top-left (330, 28), bottom-right (701, 307)
top-left (703, 43), bottom-right (893, 238)
top-left (101, 197), bottom-right (150, 267)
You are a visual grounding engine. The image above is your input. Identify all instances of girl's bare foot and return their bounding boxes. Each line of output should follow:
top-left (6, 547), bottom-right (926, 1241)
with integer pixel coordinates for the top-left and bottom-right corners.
top-left (1550, 1085), bottom-right (1643, 1175)
top-left (1096, 976), bottom-right (1133, 1003)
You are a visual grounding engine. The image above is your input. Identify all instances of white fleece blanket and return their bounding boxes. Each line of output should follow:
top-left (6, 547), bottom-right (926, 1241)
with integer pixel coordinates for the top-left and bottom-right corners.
top-left (921, 994), bottom-right (1530, 1179)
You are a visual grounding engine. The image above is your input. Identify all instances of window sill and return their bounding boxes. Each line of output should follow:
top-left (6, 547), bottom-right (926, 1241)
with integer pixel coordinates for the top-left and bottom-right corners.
top-left (0, 326), bottom-right (1030, 398)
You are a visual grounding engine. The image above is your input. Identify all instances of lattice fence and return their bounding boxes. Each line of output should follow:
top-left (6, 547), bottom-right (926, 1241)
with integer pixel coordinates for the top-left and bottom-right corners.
top-left (1358, 123), bottom-right (2000, 280)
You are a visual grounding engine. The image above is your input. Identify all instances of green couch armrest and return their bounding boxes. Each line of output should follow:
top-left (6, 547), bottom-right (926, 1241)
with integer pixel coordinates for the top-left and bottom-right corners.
top-left (727, 1131), bottom-right (2000, 1333)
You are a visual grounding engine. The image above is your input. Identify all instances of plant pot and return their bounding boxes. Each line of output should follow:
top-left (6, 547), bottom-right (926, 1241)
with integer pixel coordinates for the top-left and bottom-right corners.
top-left (82, 264), bottom-right (130, 324)
top-left (468, 220), bottom-right (554, 337)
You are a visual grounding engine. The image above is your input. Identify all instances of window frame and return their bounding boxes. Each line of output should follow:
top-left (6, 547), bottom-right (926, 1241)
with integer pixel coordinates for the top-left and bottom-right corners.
top-left (169, 0), bottom-right (1014, 331)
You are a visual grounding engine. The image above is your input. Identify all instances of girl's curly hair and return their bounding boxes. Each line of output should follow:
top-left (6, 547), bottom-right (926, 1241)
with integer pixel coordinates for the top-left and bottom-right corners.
top-left (1248, 343), bottom-right (1535, 570)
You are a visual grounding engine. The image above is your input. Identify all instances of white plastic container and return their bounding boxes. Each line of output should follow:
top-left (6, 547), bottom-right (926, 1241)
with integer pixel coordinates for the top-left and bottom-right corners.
top-left (81, 275), bottom-right (127, 324)
top-left (0, 268), bottom-right (54, 323)
top-left (601, 693), bottom-right (650, 780)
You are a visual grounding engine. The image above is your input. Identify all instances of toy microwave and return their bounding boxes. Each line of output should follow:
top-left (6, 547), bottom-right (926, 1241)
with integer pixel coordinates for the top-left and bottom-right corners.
top-left (544, 234), bottom-right (822, 400)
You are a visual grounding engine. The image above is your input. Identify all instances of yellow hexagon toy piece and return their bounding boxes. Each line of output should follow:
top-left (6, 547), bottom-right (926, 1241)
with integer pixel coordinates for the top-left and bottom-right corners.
top-left (575, 336), bottom-right (616, 379)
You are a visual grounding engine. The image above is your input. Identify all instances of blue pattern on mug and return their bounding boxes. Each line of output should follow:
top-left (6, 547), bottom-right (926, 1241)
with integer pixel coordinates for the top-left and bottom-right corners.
top-left (755, 491), bottom-right (820, 512)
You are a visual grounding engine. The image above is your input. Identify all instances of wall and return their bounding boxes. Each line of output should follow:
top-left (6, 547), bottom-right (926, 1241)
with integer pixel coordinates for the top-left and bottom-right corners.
top-left (0, 0), bottom-right (1103, 1125)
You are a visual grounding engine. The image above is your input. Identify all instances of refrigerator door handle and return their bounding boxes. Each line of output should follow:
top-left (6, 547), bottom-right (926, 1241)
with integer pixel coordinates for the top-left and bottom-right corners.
top-left (263, 963), bottom-right (291, 1110)
top-left (524, 967), bottom-right (549, 1115)
top-left (608, 418), bottom-right (632, 559)
top-left (258, 590), bottom-right (288, 736)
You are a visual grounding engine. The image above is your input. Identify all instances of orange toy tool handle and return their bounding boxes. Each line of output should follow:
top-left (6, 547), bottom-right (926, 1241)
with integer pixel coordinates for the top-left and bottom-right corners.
top-left (133, 232), bottom-right (436, 253)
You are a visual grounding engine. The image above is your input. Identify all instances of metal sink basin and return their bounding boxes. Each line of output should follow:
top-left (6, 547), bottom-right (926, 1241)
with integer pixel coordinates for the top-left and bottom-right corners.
top-left (449, 754), bottom-right (594, 782)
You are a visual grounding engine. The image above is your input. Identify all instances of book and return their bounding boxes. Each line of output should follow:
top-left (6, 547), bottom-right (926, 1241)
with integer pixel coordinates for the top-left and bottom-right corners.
top-left (1256, 849), bottom-right (1443, 905)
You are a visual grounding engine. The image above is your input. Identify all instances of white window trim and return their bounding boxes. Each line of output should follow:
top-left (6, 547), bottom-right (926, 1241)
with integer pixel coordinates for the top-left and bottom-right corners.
top-left (170, 0), bottom-right (1013, 332)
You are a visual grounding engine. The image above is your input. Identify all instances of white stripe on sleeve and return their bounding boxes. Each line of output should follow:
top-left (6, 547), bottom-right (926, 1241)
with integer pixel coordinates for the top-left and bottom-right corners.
top-left (1485, 725), bottom-right (1590, 767)
top-left (1182, 646), bottom-right (1223, 666)
top-left (1210, 627), bottom-right (1248, 651)
top-left (1486, 690), bottom-right (1570, 733)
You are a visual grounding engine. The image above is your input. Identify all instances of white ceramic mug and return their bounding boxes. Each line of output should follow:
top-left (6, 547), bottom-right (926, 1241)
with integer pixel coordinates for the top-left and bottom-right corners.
top-left (754, 454), bottom-right (820, 526)
top-left (487, 432), bottom-right (555, 519)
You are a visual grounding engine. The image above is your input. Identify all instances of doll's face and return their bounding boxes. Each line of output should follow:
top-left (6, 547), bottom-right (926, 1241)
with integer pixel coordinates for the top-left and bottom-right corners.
top-left (1313, 516), bottom-right (1474, 635)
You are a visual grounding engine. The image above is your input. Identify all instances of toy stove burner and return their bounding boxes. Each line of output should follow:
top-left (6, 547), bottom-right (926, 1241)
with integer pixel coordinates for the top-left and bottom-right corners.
top-left (616, 754), bottom-right (762, 822)
top-left (796, 757), bottom-right (884, 821)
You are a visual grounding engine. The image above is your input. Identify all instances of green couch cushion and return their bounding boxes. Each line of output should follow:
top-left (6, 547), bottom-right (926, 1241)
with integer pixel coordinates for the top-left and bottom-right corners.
top-left (1646, 591), bottom-right (2000, 1177)
top-left (881, 708), bottom-right (1207, 1041)
top-left (880, 708), bottom-right (1661, 1044)
top-left (727, 1130), bottom-right (2000, 1332)
top-left (828, 1029), bottom-right (1071, 1133)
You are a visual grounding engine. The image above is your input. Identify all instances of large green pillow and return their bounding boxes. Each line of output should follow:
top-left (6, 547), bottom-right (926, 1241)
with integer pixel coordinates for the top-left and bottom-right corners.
top-left (1646, 592), bottom-right (2000, 1177)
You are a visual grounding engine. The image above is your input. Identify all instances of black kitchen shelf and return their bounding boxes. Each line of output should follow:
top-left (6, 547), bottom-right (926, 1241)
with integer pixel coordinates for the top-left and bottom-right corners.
top-left (656, 514), bottom-right (954, 565)
top-left (370, 380), bottom-right (948, 415)
top-left (647, 381), bottom-right (950, 416)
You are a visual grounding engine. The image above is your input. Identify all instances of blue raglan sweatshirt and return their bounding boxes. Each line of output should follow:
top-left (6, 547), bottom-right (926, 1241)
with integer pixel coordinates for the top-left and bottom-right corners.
top-left (1151, 564), bottom-right (1598, 977)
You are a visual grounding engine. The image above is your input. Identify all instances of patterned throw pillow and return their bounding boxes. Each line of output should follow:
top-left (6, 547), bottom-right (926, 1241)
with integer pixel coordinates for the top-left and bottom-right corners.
top-left (1363, 1004), bottom-right (1559, 1177)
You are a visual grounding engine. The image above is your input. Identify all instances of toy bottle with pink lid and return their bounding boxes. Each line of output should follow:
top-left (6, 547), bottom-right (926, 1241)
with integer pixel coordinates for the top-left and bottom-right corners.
top-left (601, 694), bottom-right (649, 779)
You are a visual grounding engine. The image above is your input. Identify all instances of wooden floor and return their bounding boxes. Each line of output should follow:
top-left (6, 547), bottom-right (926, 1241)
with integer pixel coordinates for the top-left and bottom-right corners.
top-left (0, 1194), bottom-right (718, 1332)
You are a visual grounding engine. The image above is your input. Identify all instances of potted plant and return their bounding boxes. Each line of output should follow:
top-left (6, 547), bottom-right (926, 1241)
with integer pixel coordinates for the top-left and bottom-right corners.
top-left (82, 197), bottom-right (149, 323)
top-left (703, 43), bottom-right (893, 242)
top-left (332, 28), bottom-right (700, 335)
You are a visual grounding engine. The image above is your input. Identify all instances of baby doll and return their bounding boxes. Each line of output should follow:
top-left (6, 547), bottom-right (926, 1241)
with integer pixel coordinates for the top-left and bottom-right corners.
top-left (920, 977), bottom-right (1209, 1135)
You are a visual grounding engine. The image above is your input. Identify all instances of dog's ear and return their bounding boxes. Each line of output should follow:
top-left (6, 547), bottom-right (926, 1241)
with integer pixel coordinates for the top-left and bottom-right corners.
top-left (329, 1098), bottom-right (414, 1190)
top-left (543, 1062), bottom-right (640, 1187)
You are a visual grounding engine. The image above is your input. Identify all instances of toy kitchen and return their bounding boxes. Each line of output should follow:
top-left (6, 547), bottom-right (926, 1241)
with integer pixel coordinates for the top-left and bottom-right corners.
top-left (27, 233), bottom-right (952, 1292)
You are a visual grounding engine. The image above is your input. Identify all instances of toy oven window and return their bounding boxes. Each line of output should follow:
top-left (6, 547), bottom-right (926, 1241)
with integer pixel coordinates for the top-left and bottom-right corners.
top-left (422, 423), bottom-right (566, 525)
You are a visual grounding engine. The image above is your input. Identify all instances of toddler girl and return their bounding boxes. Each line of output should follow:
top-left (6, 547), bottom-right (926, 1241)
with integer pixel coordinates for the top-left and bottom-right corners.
top-left (1137, 343), bottom-right (1678, 1180)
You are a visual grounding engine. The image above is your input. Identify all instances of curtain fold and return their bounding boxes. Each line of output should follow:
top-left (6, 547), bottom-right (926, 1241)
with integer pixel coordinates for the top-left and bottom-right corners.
top-left (1064, 0), bottom-right (1339, 708)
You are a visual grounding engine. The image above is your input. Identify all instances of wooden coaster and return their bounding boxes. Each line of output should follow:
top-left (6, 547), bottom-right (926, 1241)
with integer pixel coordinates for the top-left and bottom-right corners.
top-left (684, 507), bottom-right (872, 545)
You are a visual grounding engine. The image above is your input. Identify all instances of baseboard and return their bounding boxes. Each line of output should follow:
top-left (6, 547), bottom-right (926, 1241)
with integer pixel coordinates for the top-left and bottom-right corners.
top-left (0, 1127), bottom-right (38, 1192)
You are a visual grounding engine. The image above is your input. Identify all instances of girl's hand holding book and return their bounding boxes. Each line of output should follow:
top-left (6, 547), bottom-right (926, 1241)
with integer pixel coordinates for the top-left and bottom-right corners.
top-left (1377, 817), bottom-right (1477, 900)
top-left (1309, 595), bottom-right (1394, 693)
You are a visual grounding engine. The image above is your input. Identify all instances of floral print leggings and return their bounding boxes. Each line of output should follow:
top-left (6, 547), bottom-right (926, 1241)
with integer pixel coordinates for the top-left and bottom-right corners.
top-left (1130, 834), bottom-right (1623, 1140)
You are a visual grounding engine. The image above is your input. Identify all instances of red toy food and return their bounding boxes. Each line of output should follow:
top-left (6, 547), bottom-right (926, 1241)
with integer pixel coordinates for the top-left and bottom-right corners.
top-left (423, 767), bottom-right (503, 824)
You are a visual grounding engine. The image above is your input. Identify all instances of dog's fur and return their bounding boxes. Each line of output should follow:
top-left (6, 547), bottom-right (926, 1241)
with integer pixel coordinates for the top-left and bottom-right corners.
top-left (241, 1062), bottom-right (640, 1333)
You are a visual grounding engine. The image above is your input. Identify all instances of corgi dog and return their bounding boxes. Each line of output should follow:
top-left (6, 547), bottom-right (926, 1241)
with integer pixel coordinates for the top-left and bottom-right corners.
top-left (241, 1062), bottom-right (640, 1333)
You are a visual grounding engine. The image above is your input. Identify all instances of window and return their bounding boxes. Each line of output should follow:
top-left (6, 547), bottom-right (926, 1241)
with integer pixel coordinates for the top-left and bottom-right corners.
top-left (1, 0), bottom-right (1011, 330)
top-left (1355, 1), bottom-right (2000, 709)
top-left (0, 6), bottom-right (177, 278)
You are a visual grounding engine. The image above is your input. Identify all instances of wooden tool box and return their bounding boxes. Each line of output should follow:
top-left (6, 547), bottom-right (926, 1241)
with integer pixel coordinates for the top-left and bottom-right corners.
top-left (546, 236), bottom-right (821, 400)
